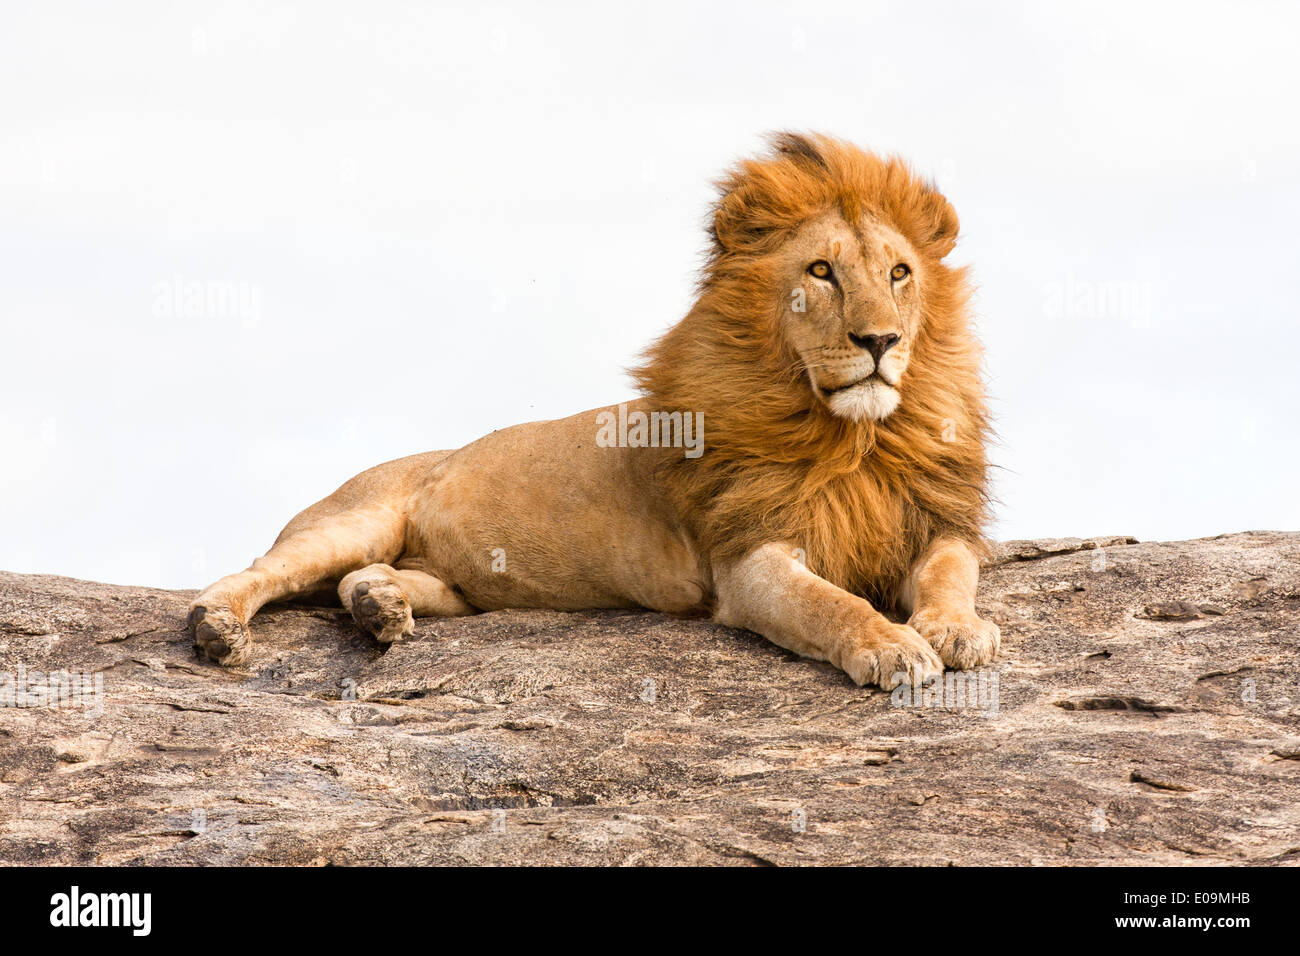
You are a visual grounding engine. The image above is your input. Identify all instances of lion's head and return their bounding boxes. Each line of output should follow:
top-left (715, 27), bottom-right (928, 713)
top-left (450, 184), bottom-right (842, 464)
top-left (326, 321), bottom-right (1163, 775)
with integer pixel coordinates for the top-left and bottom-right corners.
top-left (707, 132), bottom-right (960, 424)
top-left (762, 212), bottom-right (923, 422)
top-left (635, 132), bottom-right (989, 601)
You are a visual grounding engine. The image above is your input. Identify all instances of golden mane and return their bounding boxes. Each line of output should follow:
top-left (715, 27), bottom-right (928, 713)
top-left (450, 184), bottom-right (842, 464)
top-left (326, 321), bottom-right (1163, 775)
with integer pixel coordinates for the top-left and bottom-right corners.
top-left (633, 132), bottom-right (991, 608)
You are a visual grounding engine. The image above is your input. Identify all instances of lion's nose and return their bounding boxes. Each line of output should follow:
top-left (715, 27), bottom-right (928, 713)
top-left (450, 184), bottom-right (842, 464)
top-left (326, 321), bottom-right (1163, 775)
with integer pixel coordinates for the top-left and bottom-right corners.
top-left (849, 331), bottom-right (900, 363)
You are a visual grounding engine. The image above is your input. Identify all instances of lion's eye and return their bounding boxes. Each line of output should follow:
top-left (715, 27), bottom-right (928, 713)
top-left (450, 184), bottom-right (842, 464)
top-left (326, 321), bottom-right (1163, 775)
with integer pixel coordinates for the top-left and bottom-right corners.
top-left (891, 263), bottom-right (910, 282)
top-left (808, 261), bottom-right (833, 280)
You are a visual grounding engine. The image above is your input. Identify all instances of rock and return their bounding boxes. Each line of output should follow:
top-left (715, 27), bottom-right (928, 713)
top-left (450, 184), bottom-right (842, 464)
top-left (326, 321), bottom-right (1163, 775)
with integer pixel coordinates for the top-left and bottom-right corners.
top-left (986, 534), bottom-right (1138, 566)
top-left (0, 531), bottom-right (1297, 865)
top-left (1139, 601), bottom-right (1230, 622)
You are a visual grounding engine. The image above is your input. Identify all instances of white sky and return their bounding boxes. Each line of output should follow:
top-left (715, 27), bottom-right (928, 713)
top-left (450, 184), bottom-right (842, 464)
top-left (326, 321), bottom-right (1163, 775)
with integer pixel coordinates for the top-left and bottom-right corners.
top-left (2, 1), bottom-right (1297, 588)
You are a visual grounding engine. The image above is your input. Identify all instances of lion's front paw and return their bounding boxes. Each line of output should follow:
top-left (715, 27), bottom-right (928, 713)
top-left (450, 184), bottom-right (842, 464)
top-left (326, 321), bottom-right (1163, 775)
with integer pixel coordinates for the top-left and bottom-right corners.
top-left (842, 623), bottom-right (944, 690)
top-left (908, 609), bottom-right (1000, 671)
top-left (349, 580), bottom-right (415, 644)
top-left (189, 604), bottom-right (253, 666)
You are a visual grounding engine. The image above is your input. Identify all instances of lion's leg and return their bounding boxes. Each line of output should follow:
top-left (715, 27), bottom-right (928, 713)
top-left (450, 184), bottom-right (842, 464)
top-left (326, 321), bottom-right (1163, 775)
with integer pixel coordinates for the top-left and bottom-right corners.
top-left (712, 542), bottom-right (943, 689)
top-left (338, 562), bottom-right (477, 644)
top-left (898, 537), bottom-right (1000, 670)
top-left (190, 505), bottom-right (405, 666)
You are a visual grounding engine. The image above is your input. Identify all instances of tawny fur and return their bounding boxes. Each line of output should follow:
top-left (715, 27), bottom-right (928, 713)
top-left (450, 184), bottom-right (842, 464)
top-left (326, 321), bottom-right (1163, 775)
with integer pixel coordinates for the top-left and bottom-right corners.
top-left (188, 132), bottom-right (1000, 689)
top-left (634, 133), bottom-right (991, 607)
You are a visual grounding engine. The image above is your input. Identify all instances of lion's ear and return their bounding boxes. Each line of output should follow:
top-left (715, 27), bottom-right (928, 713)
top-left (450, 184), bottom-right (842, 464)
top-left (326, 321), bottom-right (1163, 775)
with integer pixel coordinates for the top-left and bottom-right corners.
top-left (712, 134), bottom-right (829, 254)
top-left (710, 183), bottom-right (760, 254)
top-left (920, 190), bottom-right (959, 259)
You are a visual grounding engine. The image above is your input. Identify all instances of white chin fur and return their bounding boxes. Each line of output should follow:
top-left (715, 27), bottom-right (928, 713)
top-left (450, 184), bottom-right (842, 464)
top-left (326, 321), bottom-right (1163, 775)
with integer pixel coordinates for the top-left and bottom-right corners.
top-left (827, 380), bottom-right (900, 422)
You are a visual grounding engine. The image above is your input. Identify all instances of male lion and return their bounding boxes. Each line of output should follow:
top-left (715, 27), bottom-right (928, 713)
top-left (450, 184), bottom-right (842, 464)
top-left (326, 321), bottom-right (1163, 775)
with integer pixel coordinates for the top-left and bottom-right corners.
top-left (190, 132), bottom-right (998, 689)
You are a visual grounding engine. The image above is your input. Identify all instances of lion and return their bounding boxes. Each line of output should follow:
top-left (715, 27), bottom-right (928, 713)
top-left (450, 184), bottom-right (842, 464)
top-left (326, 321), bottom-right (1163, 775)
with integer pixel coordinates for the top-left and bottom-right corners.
top-left (189, 132), bottom-right (999, 689)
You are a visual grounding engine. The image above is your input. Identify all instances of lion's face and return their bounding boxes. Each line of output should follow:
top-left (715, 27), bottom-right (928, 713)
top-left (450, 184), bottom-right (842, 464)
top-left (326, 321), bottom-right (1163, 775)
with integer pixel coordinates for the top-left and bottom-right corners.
top-left (778, 212), bottom-right (923, 422)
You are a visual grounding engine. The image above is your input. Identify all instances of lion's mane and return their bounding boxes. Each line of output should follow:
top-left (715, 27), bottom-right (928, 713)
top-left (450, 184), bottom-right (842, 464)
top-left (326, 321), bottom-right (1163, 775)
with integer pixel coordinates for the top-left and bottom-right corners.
top-left (633, 133), bottom-right (992, 607)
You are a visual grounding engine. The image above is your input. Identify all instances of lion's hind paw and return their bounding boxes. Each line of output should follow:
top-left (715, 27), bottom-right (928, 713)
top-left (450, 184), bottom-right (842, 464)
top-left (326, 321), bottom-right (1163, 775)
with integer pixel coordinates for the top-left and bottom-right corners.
top-left (349, 580), bottom-right (415, 645)
top-left (189, 604), bottom-right (253, 666)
